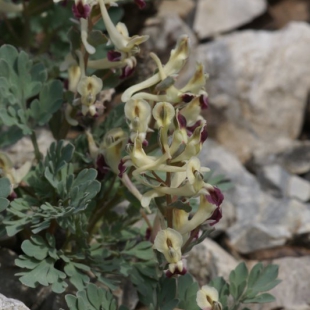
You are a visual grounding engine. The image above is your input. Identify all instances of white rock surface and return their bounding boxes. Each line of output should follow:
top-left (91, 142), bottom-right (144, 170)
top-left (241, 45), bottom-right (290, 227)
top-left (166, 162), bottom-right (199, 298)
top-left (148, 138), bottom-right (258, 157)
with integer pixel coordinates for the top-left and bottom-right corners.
top-left (256, 256), bottom-right (310, 310)
top-left (198, 22), bottom-right (310, 162)
top-left (0, 294), bottom-right (30, 310)
top-left (288, 175), bottom-right (310, 202)
top-left (194, 0), bottom-right (267, 39)
top-left (187, 238), bottom-right (238, 285)
top-left (199, 139), bottom-right (310, 253)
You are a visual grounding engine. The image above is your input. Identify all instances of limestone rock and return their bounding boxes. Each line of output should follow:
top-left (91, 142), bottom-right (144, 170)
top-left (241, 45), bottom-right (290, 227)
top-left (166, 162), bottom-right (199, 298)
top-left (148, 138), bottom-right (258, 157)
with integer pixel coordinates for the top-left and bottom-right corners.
top-left (257, 164), bottom-right (310, 202)
top-left (0, 294), bottom-right (30, 310)
top-left (187, 238), bottom-right (238, 285)
top-left (288, 175), bottom-right (310, 202)
top-left (199, 139), bottom-right (310, 253)
top-left (158, 0), bottom-right (195, 20)
top-left (198, 22), bottom-right (310, 162)
top-left (194, 0), bottom-right (267, 39)
top-left (256, 256), bottom-right (310, 310)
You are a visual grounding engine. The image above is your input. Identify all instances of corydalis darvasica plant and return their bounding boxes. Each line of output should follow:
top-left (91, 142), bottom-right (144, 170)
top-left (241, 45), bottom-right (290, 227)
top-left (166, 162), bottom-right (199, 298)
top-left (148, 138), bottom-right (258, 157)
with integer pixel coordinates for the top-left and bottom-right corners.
top-left (0, 0), bottom-right (280, 309)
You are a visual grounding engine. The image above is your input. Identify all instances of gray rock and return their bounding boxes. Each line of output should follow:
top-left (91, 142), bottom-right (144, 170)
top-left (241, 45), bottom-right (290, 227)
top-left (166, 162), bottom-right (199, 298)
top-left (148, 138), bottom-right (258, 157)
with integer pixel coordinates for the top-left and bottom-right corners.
top-left (257, 164), bottom-right (310, 202)
top-left (198, 22), bottom-right (310, 163)
top-left (255, 256), bottom-right (310, 310)
top-left (288, 175), bottom-right (310, 202)
top-left (257, 164), bottom-right (291, 198)
top-left (194, 0), bottom-right (267, 39)
top-left (0, 294), bottom-right (30, 310)
top-left (187, 238), bottom-right (238, 285)
top-left (199, 139), bottom-right (310, 253)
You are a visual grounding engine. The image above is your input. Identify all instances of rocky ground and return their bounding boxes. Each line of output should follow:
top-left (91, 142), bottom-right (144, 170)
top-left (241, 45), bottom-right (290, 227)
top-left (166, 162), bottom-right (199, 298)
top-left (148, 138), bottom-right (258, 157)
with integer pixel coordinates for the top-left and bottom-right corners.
top-left (2, 0), bottom-right (310, 309)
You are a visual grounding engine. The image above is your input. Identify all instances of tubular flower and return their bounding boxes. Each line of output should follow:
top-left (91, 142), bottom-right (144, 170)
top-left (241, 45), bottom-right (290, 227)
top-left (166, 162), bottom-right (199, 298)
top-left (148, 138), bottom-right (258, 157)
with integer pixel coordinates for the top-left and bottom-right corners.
top-left (153, 102), bottom-right (175, 157)
top-left (98, 0), bottom-right (149, 54)
top-left (77, 75), bottom-right (103, 115)
top-left (125, 99), bottom-right (152, 141)
top-left (100, 128), bottom-right (128, 174)
top-left (153, 228), bottom-right (184, 273)
top-left (196, 285), bottom-right (222, 310)
top-left (121, 35), bottom-right (190, 102)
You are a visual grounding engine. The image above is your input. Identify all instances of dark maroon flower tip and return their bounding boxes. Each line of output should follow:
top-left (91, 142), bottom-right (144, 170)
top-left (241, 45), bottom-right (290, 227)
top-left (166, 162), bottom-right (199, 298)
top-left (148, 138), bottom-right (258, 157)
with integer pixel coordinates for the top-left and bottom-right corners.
top-left (200, 125), bottom-right (208, 143)
top-left (177, 113), bottom-right (187, 129)
top-left (142, 140), bottom-right (149, 147)
top-left (186, 120), bottom-right (202, 136)
top-left (182, 93), bottom-right (195, 103)
top-left (165, 267), bottom-right (187, 278)
top-left (145, 227), bottom-right (152, 240)
top-left (206, 187), bottom-right (224, 207)
top-left (208, 206), bottom-right (222, 226)
top-left (120, 65), bottom-right (135, 79)
top-left (199, 94), bottom-right (209, 110)
top-left (96, 154), bottom-right (110, 180)
top-left (8, 191), bottom-right (17, 202)
top-left (118, 159), bottom-right (127, 178)
top-left (134, 0), bottom-right (146, 9)
top-left (107, 50), bottom-right (122, 62)
top-left (72, 1), bottom-right (91, 19)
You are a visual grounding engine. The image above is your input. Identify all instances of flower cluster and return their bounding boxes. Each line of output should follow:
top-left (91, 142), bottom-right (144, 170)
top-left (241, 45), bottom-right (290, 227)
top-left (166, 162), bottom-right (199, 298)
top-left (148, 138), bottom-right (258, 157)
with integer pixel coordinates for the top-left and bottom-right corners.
top-left (63, 0), bottom-right (148, 125)
top-left (116, 37), bottom-right (224, 276)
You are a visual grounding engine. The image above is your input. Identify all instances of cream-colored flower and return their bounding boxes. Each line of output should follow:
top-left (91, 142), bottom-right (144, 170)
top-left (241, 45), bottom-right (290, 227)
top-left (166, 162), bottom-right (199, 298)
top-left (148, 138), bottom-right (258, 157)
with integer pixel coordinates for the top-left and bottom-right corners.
top-left (101, 128), bottom-right (128, 174)
top-left (196, 285), bottom-right (222, 310)
top-left (68, 65), bottom-right (81, 93)
top-left (0, 152), bottom-right (31, 190)
top-left (98, 0), bottom-right (148, 53)
top-left (125, 99), bottom-right (151, 140)
top-left (153, 228), bottom-right (183, 272)
top-left (178, 195), bottom-right (216, 235)
top-left (80, 18), bottom-right (96, 55)
top-left (77, 75), bottom-right (103, 113)
top-left (152, 102), bottom-right (175, 129)
top-left (121, 35), bottom-right (190, 102)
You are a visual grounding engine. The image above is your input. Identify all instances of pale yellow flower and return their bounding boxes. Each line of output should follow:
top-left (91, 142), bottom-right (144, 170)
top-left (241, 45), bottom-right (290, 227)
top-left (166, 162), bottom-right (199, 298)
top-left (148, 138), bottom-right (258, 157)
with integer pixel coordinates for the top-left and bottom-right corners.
top-left (196, 285), bottom-right (222, 310)
top-left (153, 228), bottom-right (183, 272)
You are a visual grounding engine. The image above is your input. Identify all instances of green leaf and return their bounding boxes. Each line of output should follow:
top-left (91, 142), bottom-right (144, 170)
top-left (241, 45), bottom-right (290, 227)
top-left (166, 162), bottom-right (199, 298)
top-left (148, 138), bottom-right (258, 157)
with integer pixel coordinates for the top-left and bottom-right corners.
top-left (229, 262), bottom-right (248, 300)
top-left (122, 241), bottom-right (155, 261)
top-left (21, 236), bottom-right (49, 260)
top-left (29, 79), bottom-right (63, 125)
top-left (243, 293), bottom-right (275, 304)
top-left (0, 177), bottom-right (11, 198)
top-left (177, 274), bottom-right (200, 310)
top-left (65, 283), bottom-right (118, 310)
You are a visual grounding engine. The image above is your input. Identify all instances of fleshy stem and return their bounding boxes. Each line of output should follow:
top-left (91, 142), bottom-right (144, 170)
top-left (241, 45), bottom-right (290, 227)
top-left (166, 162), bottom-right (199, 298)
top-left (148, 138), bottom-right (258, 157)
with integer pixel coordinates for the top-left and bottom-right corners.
top-left (30, 131), bottom-right (42, 161)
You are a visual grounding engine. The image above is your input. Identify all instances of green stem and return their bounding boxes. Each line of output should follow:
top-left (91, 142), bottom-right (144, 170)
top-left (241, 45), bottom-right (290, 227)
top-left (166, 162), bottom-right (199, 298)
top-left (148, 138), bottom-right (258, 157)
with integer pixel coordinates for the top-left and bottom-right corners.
top-left (30, 131), bottom-right (42, 161)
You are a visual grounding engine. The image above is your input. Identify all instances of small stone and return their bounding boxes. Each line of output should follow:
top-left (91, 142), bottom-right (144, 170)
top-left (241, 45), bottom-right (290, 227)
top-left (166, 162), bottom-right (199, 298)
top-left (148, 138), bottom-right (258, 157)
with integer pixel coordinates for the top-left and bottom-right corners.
top-left (194, 0), bottom-right (267, 39)
top-left (257, 164), bottom-right (290, 197)
top-left (288, 175), bottom-right (310, 202)
top-left (277, 140), bottom-right (310, 175)
top-left (187, 238), bottom-right (238, 285)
